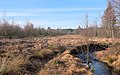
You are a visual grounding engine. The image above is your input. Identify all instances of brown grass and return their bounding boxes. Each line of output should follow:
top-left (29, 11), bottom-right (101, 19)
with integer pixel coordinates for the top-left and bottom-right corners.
top-left (96, 41), bottom-right (120, 73)
top-left (1, 35), bottom-right (119, 75)
top-left (0, 54), bottom-right (29, 74)
top-left (39, 50), bottom-right (92, 75)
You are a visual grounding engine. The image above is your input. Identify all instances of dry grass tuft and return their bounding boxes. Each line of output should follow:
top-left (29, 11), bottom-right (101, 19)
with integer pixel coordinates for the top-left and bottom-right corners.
top-left (0, 54), bottom-right (29, 74)
top-left (96, 42), bottom-right (120, 73)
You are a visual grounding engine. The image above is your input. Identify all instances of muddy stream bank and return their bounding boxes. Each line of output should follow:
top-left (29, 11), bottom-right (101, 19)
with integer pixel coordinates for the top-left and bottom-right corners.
top-left (70, 43), bottom-right (118, 75)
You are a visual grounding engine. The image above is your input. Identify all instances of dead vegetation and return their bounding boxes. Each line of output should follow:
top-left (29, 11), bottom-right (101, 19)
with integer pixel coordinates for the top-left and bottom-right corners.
top-left (0, 54), bottom-right (29, 75)
top-left (0, 38), bottom-right (63, 75)
top-left (39, 50), bottom-right (92, 75)
top-left (0, 35), bottom-right (119, 75)
top-left (96, 41), bottom-right (120, 74)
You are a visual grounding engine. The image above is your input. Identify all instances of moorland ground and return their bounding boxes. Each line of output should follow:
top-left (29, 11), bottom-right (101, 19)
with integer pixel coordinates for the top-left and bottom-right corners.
top-left (0, 35), bottom-right (120, 75)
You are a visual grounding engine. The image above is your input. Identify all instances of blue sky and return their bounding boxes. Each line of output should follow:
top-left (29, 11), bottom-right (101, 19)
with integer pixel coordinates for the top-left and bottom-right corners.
top-left (0, 0), bottom-right (107, 29)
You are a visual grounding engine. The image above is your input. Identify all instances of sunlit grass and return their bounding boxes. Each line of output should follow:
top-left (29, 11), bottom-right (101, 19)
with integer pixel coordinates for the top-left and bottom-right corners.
top-left (0, 54), bottom-right (29, 74)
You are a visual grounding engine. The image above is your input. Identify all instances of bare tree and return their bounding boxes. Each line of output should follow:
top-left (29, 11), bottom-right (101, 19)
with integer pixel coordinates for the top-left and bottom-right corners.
top-left (24, 21), bottom-right (34, 37)
top-left (111, 0), bottom-right (120, 37)
top-left (111, 0), bottom-right (120, 23)
top-left (94, 18), bottom-right (98, 37)
top-left (83, 14), bottom-right (91, 66)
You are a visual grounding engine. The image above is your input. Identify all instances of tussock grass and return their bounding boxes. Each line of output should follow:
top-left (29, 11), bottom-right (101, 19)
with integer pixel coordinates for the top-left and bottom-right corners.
top-left (39, 50), bottom-right (92, 75)
top-left (96, 41), bottom-right (120, 73)
top-left (0, 54), bottom-right (29, 74)
top-left (34, 49), bottom-right (52, 57)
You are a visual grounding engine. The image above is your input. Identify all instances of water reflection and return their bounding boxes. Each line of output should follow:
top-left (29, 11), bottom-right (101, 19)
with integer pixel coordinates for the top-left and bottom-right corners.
top-left (77, 53), bottom-right (113, 75)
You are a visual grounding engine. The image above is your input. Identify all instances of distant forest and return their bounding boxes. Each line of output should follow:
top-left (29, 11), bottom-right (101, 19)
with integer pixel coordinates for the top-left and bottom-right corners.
top-left (0, 19), bottom-right (119, 39)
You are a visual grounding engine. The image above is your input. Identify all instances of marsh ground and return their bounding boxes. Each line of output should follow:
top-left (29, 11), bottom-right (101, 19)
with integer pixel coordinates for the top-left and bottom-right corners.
top-left (0, 35), bottom-right (120, 75)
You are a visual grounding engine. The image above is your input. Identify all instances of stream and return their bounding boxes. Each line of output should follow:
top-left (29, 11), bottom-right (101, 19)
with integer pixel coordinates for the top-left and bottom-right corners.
top-left (91, 60), bottom-right (112, 75)
top-left (77, 53), bottom-right (115, 75)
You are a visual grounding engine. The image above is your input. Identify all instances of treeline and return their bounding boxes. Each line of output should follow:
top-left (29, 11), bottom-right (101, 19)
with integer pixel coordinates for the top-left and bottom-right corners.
top-left (0, 20), bottom-right (71, 38)
top-left (0, 18), bottom-right (120, 39)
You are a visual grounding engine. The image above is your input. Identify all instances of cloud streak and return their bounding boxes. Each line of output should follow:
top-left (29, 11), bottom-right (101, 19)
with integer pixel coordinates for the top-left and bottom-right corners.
top-left (0, 8), bottom-right (105, 12)
top-left (25, 8), bottom-right (104, 12)
top-left (0, 8), bottom-right (104, 17)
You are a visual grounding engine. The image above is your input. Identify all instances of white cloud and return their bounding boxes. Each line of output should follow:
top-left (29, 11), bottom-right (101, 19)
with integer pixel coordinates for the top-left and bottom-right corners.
top-left (26, 8), bottom-right (104, 12)
top-left (0, 8), bottom-right (104, 17)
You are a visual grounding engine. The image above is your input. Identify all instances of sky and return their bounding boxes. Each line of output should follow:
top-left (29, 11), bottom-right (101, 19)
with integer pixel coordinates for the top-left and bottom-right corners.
top-left (0, 0), bottom-right (107, 29)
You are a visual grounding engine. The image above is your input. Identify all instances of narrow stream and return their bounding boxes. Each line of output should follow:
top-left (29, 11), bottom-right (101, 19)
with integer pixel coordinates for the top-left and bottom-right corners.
top-left (77, 53), bottom-right (114, 75)
top-left (91, 59), bottom-right (112, 75)
top-left (73, 43), bottom-right (119, 75)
